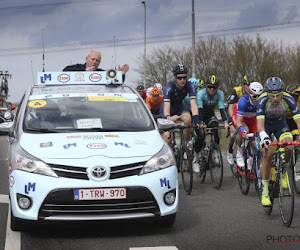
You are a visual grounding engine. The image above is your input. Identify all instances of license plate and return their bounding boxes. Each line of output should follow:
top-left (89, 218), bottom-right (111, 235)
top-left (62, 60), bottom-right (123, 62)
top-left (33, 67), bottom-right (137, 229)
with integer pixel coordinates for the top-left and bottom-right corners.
top-left (74, 188), bottom-right (126, 200)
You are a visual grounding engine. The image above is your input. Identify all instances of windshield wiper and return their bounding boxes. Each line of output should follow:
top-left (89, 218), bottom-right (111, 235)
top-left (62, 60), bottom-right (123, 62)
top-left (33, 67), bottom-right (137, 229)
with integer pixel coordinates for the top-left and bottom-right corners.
top-left (25, 128), bottom-right (61, 133)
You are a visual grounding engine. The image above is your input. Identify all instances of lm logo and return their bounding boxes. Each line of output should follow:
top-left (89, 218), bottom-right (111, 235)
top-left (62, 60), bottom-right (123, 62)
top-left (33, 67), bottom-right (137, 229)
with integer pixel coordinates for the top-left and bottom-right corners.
top-left (25, 182), bottom-right (36, 194)
top-left (40, 74), bottom-right (51, 84)
top-left (114, 142), bottom-right (130, 148)
top-left (160, 178), bottom-right (171, 189)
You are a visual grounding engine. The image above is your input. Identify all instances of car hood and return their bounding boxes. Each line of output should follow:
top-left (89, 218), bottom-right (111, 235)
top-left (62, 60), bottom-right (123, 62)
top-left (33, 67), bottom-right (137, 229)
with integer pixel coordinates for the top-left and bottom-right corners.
top-left (20, 131), bottom-right (163, 160)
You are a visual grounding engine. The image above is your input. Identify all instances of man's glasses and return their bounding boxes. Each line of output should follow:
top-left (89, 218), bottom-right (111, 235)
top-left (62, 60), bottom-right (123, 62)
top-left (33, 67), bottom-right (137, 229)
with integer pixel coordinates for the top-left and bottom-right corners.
top-left (207, 85), bottom-right (218, 89)
top-left (268, 92), bottom-right (283, 98)
top-left (251, 95), bottom-right (260, 99)
top-left (153, 94), bottom-right (159, 98)
top-left (176, 76), bottom-right (187, 80)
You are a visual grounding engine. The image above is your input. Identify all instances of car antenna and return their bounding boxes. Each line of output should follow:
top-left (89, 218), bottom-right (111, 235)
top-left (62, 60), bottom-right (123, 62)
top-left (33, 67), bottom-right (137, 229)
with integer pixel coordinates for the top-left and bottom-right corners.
top-left (42, 29), bottom-right (45, 72)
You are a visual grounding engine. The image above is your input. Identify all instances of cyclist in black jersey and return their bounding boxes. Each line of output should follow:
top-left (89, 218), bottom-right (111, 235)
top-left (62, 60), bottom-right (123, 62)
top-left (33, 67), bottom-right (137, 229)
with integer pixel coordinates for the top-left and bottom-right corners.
top-left (161, 64), bottom-right (200, 145)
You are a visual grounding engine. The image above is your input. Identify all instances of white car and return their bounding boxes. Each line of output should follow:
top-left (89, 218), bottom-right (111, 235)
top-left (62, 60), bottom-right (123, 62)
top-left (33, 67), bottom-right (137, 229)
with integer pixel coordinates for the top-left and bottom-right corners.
top-left (3, 70), bottom-right (178, 231)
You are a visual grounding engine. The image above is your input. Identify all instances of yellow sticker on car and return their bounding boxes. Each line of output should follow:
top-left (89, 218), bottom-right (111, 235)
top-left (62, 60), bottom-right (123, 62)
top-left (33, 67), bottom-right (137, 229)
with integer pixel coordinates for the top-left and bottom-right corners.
top-left (28, 100), bottom-right (47, 108)
top-left (88, 96), bottom-right (127, 102)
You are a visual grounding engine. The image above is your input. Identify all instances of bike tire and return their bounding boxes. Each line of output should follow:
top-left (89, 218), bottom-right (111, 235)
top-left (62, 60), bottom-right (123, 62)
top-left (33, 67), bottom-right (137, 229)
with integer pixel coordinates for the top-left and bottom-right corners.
top-left (197, 148), bottom-right (207, 183)
top-left (292, 148), bottom-right (300, 196)
top-left (230, 141), bottom-right (238, 177)
top-left (209, 143), bottom-right (223, 190)
top-left (180, 146), bottom-right (193, 195)
top-left (279, 164), bottom-right (294, 227)
top-left (237, 151), bottom-right (250, 195)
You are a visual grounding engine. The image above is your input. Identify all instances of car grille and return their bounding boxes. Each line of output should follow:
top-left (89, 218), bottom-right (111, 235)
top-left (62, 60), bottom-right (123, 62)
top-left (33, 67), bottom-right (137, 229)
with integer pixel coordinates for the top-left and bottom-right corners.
top-left (38, 187), bottom-right (161, 220)
top-left (50, 161), bottom-right (146, 180)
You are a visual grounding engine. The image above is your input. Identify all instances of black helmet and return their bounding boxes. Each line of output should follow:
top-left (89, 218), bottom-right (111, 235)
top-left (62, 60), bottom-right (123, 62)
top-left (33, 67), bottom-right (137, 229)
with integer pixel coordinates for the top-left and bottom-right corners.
top-left (136, 85), bottom-right (144, 91)
top-left (173, 64), bottom-right (188, 75)
top-left (206, 75), bottom-right (219, 85)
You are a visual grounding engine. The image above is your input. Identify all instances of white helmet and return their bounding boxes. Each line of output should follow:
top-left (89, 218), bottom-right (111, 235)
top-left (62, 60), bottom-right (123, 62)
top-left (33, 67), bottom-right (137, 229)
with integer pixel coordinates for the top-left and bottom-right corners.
top-left (249, 82), bottom-right (263, 98)
top-left (154, 83), bottom-right (162, 91)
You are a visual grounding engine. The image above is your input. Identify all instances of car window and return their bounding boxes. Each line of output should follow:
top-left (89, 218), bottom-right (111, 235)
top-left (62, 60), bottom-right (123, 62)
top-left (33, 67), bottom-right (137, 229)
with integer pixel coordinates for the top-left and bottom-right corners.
top-left (23, 94), bottom-right (154, 132)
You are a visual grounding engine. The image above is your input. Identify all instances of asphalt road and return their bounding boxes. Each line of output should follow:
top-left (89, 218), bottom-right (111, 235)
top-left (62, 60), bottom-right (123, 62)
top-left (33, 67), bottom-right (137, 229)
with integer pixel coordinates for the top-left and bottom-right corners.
top-left (0, 134), bottom-right (300, 250)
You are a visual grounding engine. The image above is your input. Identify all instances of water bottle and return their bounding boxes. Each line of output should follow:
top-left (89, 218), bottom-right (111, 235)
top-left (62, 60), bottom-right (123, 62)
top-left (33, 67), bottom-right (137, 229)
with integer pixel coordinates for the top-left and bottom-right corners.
top-left (247, 155), bottom-right (253, 170)
top-left (270, 166), bottom-right (277, 182)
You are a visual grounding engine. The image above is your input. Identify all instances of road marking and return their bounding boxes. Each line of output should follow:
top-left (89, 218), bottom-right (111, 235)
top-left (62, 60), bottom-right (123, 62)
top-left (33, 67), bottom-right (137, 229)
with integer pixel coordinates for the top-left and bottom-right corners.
top-left (130, 247), bottom-right (178, 250)
top-left (0, 194), bottom-right (9, 204)
top-left (2, 201), bottom-right (21, 250)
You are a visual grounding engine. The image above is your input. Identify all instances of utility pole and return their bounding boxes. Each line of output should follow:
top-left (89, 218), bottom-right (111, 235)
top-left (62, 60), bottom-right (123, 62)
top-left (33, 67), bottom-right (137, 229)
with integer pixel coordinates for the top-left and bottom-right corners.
top-left (192, 0), bottom-right (196, 78)
top-left (142, 1), bottom-right (146, 90)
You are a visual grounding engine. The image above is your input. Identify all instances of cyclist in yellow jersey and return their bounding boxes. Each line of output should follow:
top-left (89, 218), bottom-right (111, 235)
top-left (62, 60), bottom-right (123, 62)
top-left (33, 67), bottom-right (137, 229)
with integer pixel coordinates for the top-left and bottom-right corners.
top-left (226, 75), bottom-right (252, 165)
top-left (285, 84), bottom-right (300, 131)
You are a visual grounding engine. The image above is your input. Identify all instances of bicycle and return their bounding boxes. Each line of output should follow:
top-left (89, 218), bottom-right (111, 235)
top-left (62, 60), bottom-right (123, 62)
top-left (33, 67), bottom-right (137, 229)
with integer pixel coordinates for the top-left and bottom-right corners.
top-left (288, 144), bottom-right (300, 196)
top-left (237, 133), bottom-right (263, 195)
top-left (160, 121), bottom-right (193, 195)
top-left (261, 141), bottom-right (300, 227)
top-left (197, 126), bottom-right (224, 190)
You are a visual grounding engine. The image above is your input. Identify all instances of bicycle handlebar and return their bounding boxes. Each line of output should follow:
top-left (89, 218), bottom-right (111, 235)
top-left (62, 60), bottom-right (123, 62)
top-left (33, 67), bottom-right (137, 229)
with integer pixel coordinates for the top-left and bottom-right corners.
top-left (270, 141), bottom-right (300, 147)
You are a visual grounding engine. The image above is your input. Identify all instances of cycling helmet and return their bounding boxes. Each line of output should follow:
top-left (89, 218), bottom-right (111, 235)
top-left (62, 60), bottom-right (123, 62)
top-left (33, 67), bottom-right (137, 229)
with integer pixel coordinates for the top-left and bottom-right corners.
top-left (243, 74), bottom-right (254, 84)
top-left (151, 87), bottom-right (160, 96)
top-left (173, 64), bottom-right (188, 75)
top-left (264, 77), bottom-right (285, 92)
top-left (286, 83), bottom-right (299, 95)
top-left (206, 75), bottom-right (219, 85)
top-left (198, 79), bottom-right (204, 88)
top-left (249, 82), bottom-right (263, 97)
top-left (189, 78), bottom-right (199, 87)
top-left (154, 83), bottom-right (162, 91)
top-left (136, 85), bottom-right (144, 91)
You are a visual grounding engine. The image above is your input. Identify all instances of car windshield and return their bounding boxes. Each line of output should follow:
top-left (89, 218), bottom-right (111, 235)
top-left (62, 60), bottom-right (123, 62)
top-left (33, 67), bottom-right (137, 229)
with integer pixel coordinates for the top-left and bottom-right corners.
top-left (24, 93), bottom-right (154, 132)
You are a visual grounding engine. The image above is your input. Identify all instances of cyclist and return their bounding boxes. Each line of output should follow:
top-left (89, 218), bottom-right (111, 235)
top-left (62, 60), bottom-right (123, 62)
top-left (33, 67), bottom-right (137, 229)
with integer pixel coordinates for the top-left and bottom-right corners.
top-left (227, 75), bottom-right (252, 165)
top-left (285, 83), bottom-right (300, 131)
top-left (161, 64), bottom-right (200, 145)
top-left (257, 77), bottom-right (300, 206)
top-left (136, 85), bottom-right (147, 101)
top-left (235, 82), bottom-right (264, 169)
top-left (182, 78), bottom-right (204, 111)
top-left (194, 75), bottom-right (229, 173)
top-left (146, 87), bottom-right (163, 115)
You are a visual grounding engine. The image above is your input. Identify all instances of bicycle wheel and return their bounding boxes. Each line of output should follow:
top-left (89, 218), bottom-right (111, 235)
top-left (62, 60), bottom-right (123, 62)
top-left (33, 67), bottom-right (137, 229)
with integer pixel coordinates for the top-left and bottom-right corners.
top-left (209, 143), bottom-right (223, 190)
top-left (230, 140), bottom-right (238, 177)
top-left (279, 164), bottom-right (294, 227)
top-left (292, 148), bottom-right (300, 196)
top-left (197, 148), bottom-right (207, 183)
top-left (237, 151), bottom-right (250, 195)
top-left (180, 146), bottom-right (193, 195)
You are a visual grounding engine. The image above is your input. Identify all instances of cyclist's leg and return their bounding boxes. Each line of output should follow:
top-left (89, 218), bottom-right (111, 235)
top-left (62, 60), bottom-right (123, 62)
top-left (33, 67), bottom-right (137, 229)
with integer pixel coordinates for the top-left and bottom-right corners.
top-left (180, 111), bottom-right (191, 143)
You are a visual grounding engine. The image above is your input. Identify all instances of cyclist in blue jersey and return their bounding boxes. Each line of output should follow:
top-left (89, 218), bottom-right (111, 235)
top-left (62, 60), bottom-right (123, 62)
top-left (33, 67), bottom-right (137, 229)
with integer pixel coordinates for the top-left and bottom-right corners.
top-left (161, 64), bottom-right (201, 145)
top-left (257, 77), bottom-right (300, 206)
top-left (235, 82), bottom-right (264, 168)
top-left (193, 75), bottom-right (229, 173)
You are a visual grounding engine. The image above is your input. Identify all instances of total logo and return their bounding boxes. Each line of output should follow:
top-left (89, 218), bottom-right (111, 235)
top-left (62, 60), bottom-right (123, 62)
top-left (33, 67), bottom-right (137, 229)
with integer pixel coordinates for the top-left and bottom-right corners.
top-left (87, 143), bottom-right (107, 149)
top-left (57, 74), bottom-right (70, 83)
top-left (89, 73), bottom-right (102, 82)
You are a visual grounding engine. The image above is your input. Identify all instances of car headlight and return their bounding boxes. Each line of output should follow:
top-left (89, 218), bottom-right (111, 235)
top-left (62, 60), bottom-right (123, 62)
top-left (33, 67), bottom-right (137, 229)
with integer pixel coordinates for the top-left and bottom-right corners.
top-left (4, 111), bottom-right (12, 120)
top-left (139, 143), bottom-right (175, 175)
top-left (15, 148), bottom-right (58, 177)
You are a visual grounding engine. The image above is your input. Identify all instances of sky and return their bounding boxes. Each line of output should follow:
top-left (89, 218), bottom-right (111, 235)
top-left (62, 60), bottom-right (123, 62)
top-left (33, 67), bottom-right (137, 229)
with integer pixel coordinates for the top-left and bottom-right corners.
top-left (0, 0), bottom-right (300, 103)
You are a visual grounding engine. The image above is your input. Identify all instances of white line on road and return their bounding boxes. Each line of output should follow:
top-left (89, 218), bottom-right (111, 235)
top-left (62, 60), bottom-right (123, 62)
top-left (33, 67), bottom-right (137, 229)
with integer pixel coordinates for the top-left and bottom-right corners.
top-left (130, 247), bottom-right (178, 250)
top-left (0, 194), bottom-right (9, 204)
top-left (0, 197), bottom-right (21, 250)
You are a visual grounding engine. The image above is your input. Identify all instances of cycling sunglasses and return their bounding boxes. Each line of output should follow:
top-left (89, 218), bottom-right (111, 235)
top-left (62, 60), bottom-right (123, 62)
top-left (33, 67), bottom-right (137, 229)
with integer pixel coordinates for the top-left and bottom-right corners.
top-left (152, 94), bottom-right (159, 98)
top-left (207, 85), bottom-right (218, 89)
top-left (268, 92), bottom-right (283, 98)
top-left (176, 76), bottom-right (187, 80)
top-left (251, 94), bottom-right (260, 99)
